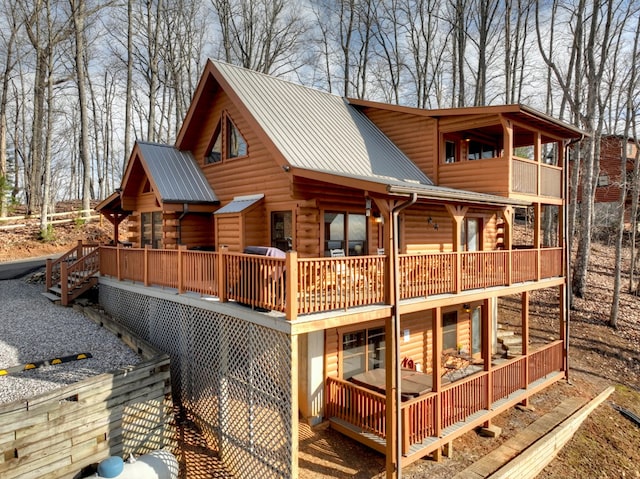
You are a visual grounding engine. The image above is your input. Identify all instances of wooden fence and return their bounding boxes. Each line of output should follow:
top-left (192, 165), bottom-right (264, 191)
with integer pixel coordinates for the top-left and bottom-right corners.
top-left (0, 209), bottom-right (100, 230)
top-left (0, 309), bottom-right (174, 479)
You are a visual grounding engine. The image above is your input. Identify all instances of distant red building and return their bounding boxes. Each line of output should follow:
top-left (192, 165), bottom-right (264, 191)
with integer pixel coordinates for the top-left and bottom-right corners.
top-left (575, 135), bottom-right (638, 228)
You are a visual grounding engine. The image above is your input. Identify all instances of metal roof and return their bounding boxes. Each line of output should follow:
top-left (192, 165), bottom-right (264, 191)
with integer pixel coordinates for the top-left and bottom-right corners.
top-left (214, 194), bottom-right (264, 215)
top-left (212, 61), bottom-right (434, 188)
top-left (136, 142), bottom-right (219, 203)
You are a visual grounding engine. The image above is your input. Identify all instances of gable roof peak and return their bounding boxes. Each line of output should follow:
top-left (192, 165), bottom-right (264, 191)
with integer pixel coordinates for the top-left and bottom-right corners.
top-left (207, 59), bottom-right (434, 188)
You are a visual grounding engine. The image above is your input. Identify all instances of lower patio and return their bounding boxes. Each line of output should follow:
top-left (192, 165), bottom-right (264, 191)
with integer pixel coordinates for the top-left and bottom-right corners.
top-left (324, 341), bottom-right (564, 466)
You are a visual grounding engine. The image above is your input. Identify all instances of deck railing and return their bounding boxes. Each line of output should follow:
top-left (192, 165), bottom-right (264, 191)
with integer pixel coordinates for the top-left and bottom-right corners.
top-left (402, 392), bottom-right (437, 452)
top-left (325, 341), bottom-right (564, 454)
top-left (440, 373), bottom-right (488, 429)
top-left (225, 252), bottom-right (286, 312)
top-left (512, 157), bottom-right (562, 199)
top-left (326, 377), bottom-right (386, 439)
top-left (528, 340), bottom-right (564, 383)
top-left (297, 255), bottom-right (386, 314)
top-left (491, 356), bottom-right (526, 402)
top-left (97, 245), bottom-right (563, 319)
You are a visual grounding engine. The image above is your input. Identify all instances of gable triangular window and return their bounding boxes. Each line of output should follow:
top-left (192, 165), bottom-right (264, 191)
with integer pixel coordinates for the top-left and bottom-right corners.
top-left (205, 113), bottom-right (248, 165)
top-left (206, 122), bottom-right (223, 164)
top-left (227, 119), bottom-right (247, 158)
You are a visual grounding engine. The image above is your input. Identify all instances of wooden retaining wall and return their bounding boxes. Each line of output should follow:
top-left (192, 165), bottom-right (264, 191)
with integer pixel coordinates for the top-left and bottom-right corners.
top-left (0, 308), bottom-right (174, 479)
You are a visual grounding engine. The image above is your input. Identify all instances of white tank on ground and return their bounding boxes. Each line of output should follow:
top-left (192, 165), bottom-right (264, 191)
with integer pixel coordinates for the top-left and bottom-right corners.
top-left (92, 449), bottom-right (179, 479)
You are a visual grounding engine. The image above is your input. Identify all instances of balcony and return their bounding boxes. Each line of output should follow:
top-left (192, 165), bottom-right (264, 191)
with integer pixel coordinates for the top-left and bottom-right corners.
top-left (438, 156), bottom-right (562, 201)
top-left (96, 245), bottom-right (564, 320)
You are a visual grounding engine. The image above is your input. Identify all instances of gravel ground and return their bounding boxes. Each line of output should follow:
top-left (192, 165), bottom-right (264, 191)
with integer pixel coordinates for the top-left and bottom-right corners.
top-left (0, 277), bottom-right (141, 404)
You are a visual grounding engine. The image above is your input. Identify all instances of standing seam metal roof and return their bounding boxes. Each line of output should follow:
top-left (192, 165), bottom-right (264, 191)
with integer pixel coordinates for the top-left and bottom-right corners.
top-left (212, 61), bottom-right (434, 187)
top-left (136, 142), bottom-right (219, 203)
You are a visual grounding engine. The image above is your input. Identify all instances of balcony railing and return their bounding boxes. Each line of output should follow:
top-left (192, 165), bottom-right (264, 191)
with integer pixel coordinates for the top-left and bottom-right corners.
top-left (325, 341), bottom-right (564, 456)
top-left (97, 246), bottom-right (564, 320)
top-left (438, 156), bottom-right (562, 199)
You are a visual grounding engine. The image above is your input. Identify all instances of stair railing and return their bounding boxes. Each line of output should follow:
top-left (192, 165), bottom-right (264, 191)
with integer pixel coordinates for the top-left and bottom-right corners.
top-left (45, 240), bottom-right (99, 291)
top-left (59, 247), bottom-right (101, 306)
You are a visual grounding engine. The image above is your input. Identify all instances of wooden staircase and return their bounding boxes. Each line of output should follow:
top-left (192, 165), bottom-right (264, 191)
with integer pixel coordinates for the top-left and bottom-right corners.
top-left (43, 241), bottom-right (100, 306)
top-left (497, 327), bottom-right (523, 357)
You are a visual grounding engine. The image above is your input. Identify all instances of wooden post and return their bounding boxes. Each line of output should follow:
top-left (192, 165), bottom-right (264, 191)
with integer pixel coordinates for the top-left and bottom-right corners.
top-left (178, 245), bottom-right (186, 294)
top-left (483, 298), bottom-right (493, 412)
top-left (501, 117), bottom-right (514, 194)
top-left (144, 245), bottom-right (150, 287)
top-left (116, 243), bottom-right (122, 281)
top-left (285, 251), bottom-right (298, 321)
top-left (559, 284), bottom-right (568, 379)
top-left (432, 307), bottom-right (442, 436)
top-left (502, 207), bottom-right (513, 285)
top-left (534, 131), bottom-right (542, 195)
top-left (290, 333), bottom-right (299, 479)
top-left (45, 258), bottom-right (53, 290)
top-left (402, 407), bottom-right (410, 456)
top-left (385, 312), bottom-right (398, 478)
top-left (445, 205), bottom-right (467, 294)
top-left (534, 203), bottom-right (542, 281)
top-left (60, 262), bottom-right (68, 306)
top-left (522, 291), bottom-right (530, 405)
top-left (218, 246), bottom-right (228, 303)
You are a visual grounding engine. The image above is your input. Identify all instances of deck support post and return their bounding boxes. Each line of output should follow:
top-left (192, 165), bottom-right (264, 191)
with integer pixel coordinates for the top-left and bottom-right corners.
top-left (432, 306), bottom-right (442, 437)
top-left (521, 291), bottom-right (530, 406)
top-left (483, 298), bottom-right (493, 409)
top-left (443, 441), bottom-right (454, 458)
top-left (534, 202), bottom-right (542, 281)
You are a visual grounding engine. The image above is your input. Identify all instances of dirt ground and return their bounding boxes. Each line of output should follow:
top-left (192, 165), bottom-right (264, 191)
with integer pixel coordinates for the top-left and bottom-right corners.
top-left (2, 222), bottom-right (640, 478)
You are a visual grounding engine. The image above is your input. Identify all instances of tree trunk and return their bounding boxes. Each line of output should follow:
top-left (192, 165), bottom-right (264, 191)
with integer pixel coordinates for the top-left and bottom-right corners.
top-left (71, 0), bottom-right (92, 217)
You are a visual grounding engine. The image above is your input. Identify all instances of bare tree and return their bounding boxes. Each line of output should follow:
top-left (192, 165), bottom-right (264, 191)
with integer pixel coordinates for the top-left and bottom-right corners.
top-left (70, 0), bottom-right (92, 217)
top-left (401, 0), bottom-right (450, 108)
top-left (210, 0), bottom-right (308, 76)
top-left (0, 3), bottom-right (21, 217)
top-left (469, 0), bottom-right (501, 106)
top-left (610, 12), bottom-right (640, 327)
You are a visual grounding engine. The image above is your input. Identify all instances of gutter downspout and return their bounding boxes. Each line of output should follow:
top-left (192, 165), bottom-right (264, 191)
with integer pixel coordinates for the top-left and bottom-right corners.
top-left (177, 203), bottom-right (189, 245)
top-left (390, 192), bottom-right (417, 478)
top-left (564, 136), bottom-right (583, 382)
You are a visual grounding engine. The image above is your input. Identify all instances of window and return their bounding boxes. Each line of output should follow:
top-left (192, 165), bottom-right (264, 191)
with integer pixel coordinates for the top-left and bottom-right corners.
top-left (342, 327), bottom-right (385, 379)
top-left (141, 211), bottom-right (162, 249)
top-left (597, 174), bottom-right (609, 187)
top-left (442, 311), bottom-right (458, 351)
top-left (445, 140), bottom-right (457, 163)
top-left (627, 142), bottom-right (636, 159)
top-left (324, 212), bottom-right (367, 256)
top-left (205, 114), bottom-right (247, 164)
top-left (461, 218), bottom-right (481, 252)
top-left (271, 211), bottom-right (292, 251)
top-left (468, 140), bottom-right (498, 160)
top-left (227, 120), bottom-right (247, 158)
top-left (206, 125), bottom-right (222, 164)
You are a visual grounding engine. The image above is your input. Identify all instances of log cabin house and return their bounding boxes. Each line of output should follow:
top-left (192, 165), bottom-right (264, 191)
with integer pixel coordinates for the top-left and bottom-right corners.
top-left (575, 135), bottom-right (639, 229)
top-left (56, 60), bottom-right (586, 477)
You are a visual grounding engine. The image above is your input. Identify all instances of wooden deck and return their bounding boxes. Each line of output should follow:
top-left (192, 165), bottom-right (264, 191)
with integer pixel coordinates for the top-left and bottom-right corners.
top-left (94, 245), bottom-right (564, 321)
top-left (325, 341), bottom-right (565, 466)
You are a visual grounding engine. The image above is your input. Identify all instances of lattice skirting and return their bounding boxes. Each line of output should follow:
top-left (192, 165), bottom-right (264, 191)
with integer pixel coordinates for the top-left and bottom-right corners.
top-left (100, 283), bottom-right (293, 478)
